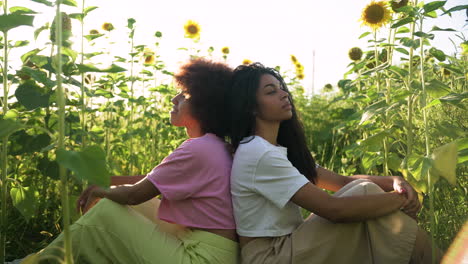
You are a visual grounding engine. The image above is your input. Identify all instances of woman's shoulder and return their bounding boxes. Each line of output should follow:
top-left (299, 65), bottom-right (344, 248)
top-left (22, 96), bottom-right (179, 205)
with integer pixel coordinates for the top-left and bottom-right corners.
top-left (181, 133), bottom-right (230, 159)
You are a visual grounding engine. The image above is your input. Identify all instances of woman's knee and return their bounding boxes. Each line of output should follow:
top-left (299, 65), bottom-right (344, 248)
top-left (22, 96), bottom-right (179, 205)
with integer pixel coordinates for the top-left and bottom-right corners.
top-left (336, 180), bottom-right (384, 197)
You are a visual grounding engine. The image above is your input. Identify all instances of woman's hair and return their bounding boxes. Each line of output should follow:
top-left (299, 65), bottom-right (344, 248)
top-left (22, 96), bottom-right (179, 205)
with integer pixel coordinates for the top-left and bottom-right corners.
top-left (226, 62), bottom-right (317, 183)
top-left (174, 58), bottom-right (233, 138)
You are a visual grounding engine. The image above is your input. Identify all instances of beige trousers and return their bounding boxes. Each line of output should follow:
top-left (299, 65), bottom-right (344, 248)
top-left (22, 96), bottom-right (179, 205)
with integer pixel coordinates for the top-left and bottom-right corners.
top-left (241, 179), bottom-right (435, 264)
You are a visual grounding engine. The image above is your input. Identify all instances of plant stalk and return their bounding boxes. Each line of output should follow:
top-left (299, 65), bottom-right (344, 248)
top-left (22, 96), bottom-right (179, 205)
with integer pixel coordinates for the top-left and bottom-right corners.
top-left (1, 0), bottom-right (9, 262)
top-left (55, 3), bottom-right (73, 263)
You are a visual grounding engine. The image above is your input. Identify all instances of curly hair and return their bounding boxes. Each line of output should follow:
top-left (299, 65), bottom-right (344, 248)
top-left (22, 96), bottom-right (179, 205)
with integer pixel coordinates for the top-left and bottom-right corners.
top-left (174, 58), bottom-right (233, 138)
top-left (225, 62), bottom-right (317, 183)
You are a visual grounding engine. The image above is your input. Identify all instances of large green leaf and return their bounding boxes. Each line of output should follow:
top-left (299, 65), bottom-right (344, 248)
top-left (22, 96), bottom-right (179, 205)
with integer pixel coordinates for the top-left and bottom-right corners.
top-left (429, 47), bottom-right (446, 61)
top-left (359, 100), bottom-right (387, 124)
top-left (391, 17), bottom-right (414, 28)
top-left (77, 63), bottom-right (126, 73)
top-left (18, 67), bottom-right (55, 88)
top-left (9, 6), bottom-right (37, 15)
top-left (56, 146), bottom-right (110, 187)
top-left (441, 4), bottom-right (468, 15)
top-left (456, 138), bottom-right (468, 165)
top-left (0, 14), bottom-right (34, 32)
top-left (407, 153), bottom-right (433, 182)
top-left (10, 185), bottom-right (37, 221)
top-left (0, 118), bottom-right (24, 138)
top-left (431, 142), bottom-right (458, 185)
top-left (423, 1), bottom-right (446, 13)
top-left (15, 81), bottom-right (50, 110)
top-left (425, 79), bottom-right (450, 98)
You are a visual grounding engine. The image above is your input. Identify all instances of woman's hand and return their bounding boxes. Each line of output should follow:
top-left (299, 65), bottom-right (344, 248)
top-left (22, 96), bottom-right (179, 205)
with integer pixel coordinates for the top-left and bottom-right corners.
top-left (76, 185), bottom-right (101, 214)
top-left (393, 177), bottom-right (421, 219)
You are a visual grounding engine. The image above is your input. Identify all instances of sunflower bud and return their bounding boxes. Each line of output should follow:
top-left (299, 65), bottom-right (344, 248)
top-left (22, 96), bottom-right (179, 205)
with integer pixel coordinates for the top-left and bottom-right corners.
top-left (50, 12), bottom-right (72, 47)
top-left (89, 29), bottom-right (100, 35)
top-left (221, 47), bottom-right (230, 55)
top-left (324, 83), bottom-right (333, 92)
top-left (102, 22), bottom-right (115, 32)
top-left (348, 47), bottom-right (363, 61)
top-left (391, 0), bottom-right (409, 12)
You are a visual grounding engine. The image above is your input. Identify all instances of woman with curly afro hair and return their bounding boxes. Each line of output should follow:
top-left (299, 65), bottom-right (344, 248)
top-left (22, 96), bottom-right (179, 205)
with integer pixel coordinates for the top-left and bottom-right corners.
top-left (35, 59), bottom-right (239, 264)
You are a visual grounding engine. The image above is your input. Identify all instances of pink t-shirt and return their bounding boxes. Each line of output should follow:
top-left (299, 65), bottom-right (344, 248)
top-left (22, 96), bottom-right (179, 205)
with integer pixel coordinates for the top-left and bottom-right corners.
top-left (146, 133), bottom-right (236, 229)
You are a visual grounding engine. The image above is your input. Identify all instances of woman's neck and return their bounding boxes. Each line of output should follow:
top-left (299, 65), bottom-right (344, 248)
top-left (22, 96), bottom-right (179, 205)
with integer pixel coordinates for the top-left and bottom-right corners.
top-left (185, 124), bottom-right (204, 138)
top-left (255, 119), bottom-right (280, 146)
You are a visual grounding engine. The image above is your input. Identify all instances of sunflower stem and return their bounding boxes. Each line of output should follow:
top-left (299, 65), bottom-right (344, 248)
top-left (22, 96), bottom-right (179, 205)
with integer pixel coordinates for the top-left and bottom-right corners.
top-left (80, 0), bottom-right (87, 150)
top-left (128, 25), bottom-right (135, 175)
top-left (55, 2), bottom-right (73, 262)
top-left (406, 0), bottom-right (417, 158)
top-left (1, 1), bottom-right (9, 262)
top-left (418, 15), bottom-right (436, 264)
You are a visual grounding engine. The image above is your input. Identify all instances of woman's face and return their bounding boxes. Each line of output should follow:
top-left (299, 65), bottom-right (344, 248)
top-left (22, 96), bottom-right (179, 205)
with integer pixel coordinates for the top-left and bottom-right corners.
top-left (170, 91), bottom-right (197, 127)
top-left (255, 74), bottom-right (292, 123)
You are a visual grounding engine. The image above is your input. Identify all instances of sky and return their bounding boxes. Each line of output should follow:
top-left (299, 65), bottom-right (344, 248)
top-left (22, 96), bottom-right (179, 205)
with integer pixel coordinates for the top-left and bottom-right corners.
top-left (7, 0), bottom-right (468, 94)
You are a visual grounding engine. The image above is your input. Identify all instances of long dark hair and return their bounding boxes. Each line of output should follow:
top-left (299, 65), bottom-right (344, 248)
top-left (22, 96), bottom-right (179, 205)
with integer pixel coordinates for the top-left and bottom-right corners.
top-left (226, 63), bottom-right (317, 184)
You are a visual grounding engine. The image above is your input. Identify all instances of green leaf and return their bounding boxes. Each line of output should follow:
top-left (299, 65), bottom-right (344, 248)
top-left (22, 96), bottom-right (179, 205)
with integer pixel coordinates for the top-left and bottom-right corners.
top-left (360, 131), bottom-right (389, 148)
top-left (399, 37), bottom-right (419, 48)
top-left (391, 17), bottom-right (414, 28)
top-left (10, 186), bottom-right (37, 221)
top-left (431, 142), bottom-right (458, 185)
top-left (407, 153), bottom-right (433, 181)
top-left (155, 31), bottom-right (162, 38)
top-left (84, 33), bottom-right (104, 41)
top-left (395, 48), bottom-right (409, 55)
top-left (19, 67), bottom-right (56, 88)
top-left (77, 63), bottom-right (127, 73)
top-left (429, 47), bottom-right (446, 61)
top-left (9, 6), bottom-right (37, 15)
top-left (359, 100), bottom-right (387, 124)
top-left (425, 79), bottom-right (450, 98)
top-left (11, 40), bottom-right (29, 48)
top-left (396, 26), bottom-right (410, 34)
top-left (439, 63), bottom-right (463, 75)
top-left (0, 14), bottom-right (34, 32)
top-left (34, 22), bottom-right (49, 40)
top-left (69, 13), bottom-right (83, 22)
top-left (430, 25), bottom-right (456, 31)
top-left (359, 32), bottom-right (371, 39)
top-left (0, 118), bottom-right (24, 138)
top-left (30, 0), bottom-right (53, 6)
top-left (441, 4), bottom-right (467, 15)
top-left (456, 138), bottom-right (468, 164)
top-left (84, 6), bottom-right (99, 15)
top-left (414, 31), bottom-right (434, 40)
top-left (14, 81), bottom-right (50, 110)
top-left (56, 146), bottom-right (110, 187)
top-left (62, 0), bottom-right (78, 7)
top-left (389, 65), bottom-right (409, 78)
top-left (424, 10), bottom-right (438, 18)
top-left (423, 1), bottom-right (446, 13)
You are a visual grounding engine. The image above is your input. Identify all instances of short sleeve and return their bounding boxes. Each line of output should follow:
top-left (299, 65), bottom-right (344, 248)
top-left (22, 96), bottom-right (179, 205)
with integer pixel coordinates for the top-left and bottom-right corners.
top-left (254, 150), bottom-right (309, 209)
top-left (146, 141), bottom-right (204, 200)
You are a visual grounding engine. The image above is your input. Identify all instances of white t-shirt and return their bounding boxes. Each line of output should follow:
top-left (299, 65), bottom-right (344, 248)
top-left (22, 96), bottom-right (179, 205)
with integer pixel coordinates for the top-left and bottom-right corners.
top-left (231, 136), bottom-right (310, 237)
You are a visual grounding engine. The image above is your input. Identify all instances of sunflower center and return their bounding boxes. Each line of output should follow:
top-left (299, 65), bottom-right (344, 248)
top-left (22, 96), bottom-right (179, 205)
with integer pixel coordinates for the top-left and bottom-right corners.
top-left (187, 25), bottom-right (199, 34)
top-left (365, 5), bottom-right (385, 24)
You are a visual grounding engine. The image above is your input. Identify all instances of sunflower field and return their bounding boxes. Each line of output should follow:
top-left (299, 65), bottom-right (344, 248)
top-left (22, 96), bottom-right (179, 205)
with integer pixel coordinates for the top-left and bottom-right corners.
top-left (1, 0), bottom-right (467, 263)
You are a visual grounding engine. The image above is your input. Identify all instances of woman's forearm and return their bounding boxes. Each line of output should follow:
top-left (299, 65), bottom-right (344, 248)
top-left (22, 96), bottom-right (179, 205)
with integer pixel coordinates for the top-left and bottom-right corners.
top-left (332, 192), bottom-right (406, 222)
top-left (91, 179), bottom-right (160, 206)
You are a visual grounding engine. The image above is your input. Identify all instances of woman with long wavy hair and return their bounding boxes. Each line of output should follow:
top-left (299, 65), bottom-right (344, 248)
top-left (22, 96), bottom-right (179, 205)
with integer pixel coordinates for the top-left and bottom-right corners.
top-left (226, 62), bottom-right (438, 264)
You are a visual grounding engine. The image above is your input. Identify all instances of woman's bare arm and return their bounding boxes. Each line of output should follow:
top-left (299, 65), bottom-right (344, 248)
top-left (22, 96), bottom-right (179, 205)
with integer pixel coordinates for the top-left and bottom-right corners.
top-left (86, 178), bottom-right (160, 207)
top-left (291, 182), bottom-right (406, 223)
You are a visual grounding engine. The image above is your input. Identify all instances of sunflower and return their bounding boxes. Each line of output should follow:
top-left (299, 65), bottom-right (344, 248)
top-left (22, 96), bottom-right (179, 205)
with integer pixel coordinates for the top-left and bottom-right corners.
top-left (296, 73), bottom-right (305, 80)
top-left (242, 59), bottom-right (252, 65)
top-left (295, 62), bottom-right (304, 71)
top-left (348, 47), bottom-right (363, 61)
top-left (360, 1), bottom-right (392, 30)
top-left (102, 22), bottom-right (114, 32)
top-left (391, 0), bottom-right (409, 12)
top-left (184, 20), bottom-right (201, 39)
top-left (221, 47), bottom-right (230, 54)
top-left (290, 55), bottom-right (297, 63)
top-left (143, 49), bottom-right (155, 65)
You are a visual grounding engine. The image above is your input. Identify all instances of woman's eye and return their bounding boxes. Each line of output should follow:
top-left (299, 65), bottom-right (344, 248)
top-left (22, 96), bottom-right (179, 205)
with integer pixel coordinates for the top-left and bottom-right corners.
top-left (267, 90), bottom-right (276, 95)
